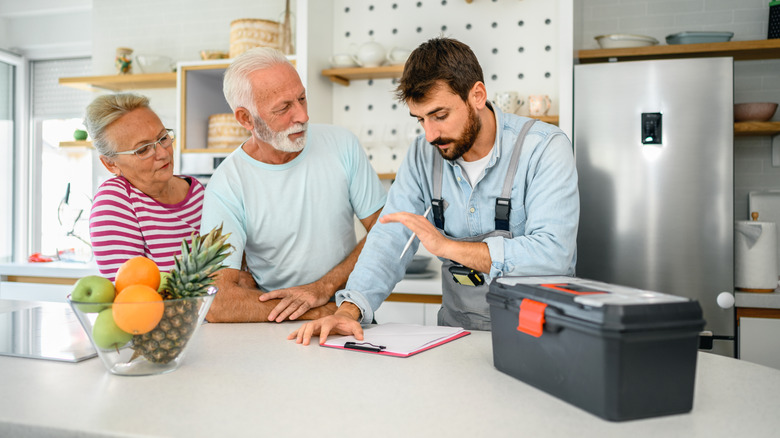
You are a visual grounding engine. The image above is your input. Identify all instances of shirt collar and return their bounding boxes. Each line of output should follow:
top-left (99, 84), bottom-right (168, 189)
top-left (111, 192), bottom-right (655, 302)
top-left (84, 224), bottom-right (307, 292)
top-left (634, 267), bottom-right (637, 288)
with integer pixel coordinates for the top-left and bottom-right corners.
top-left (487, 100), bottom-right (503, 162)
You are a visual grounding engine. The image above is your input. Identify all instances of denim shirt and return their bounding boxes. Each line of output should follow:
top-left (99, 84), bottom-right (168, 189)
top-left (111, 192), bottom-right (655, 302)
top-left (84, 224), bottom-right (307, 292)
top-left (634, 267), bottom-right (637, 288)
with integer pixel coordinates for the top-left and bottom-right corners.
top-left (338, 106), bottom-right (579, 324)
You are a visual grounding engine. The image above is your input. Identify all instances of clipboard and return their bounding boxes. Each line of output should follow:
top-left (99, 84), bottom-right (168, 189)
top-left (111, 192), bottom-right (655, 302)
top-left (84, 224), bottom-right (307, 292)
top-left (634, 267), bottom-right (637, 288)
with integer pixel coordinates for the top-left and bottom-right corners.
top-left (322, 323), bottom-right (470, 358)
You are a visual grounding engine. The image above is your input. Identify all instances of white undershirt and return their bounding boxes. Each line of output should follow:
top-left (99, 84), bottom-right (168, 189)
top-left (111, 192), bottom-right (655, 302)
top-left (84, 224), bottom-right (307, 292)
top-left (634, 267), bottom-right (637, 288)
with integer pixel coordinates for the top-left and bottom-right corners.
top-left (456, 147), bottom-right (493, 187)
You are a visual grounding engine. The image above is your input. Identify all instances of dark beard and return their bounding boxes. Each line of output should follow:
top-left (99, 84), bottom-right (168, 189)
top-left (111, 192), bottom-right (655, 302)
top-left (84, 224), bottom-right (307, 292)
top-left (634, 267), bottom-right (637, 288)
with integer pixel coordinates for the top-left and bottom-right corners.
top-left (430, 103), bottom-right (481, 161)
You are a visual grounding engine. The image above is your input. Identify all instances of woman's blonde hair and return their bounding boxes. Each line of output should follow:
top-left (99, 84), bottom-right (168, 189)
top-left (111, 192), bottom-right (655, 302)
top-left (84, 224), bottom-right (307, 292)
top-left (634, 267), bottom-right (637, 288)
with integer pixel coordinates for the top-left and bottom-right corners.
top-left (84, 93), bottom-right (150, 157)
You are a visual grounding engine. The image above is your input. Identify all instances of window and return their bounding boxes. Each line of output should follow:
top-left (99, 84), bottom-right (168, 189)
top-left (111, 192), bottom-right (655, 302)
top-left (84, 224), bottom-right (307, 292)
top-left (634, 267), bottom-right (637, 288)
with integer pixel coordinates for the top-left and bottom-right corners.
top-left (0, 50), bottom-right (23, 263)
top-left (30, 58), bottom-right (102, 262)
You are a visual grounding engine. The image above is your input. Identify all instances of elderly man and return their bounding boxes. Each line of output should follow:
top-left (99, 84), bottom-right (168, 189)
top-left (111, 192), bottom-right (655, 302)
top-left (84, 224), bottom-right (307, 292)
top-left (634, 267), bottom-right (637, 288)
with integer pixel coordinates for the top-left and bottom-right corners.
top-left (291, 37), bottom-right (579, 344)
top-left (201, 47), bottom-right (386, 323)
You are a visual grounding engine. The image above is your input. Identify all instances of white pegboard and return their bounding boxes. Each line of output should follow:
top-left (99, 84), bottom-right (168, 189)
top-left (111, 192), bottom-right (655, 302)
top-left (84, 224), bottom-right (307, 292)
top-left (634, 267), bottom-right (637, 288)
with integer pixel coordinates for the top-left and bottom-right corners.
top-left (329, 0), bottom-right (560, 173)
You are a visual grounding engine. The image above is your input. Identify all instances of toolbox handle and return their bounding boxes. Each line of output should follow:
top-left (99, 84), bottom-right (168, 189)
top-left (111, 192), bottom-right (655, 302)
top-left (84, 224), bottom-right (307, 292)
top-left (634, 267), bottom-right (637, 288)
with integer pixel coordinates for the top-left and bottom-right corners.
top-left (517, 299), bottom-right (547, 337)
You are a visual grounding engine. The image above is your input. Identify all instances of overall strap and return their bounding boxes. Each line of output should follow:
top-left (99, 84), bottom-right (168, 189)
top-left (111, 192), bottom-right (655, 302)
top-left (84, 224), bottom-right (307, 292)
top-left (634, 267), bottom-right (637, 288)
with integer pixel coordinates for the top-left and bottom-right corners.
top-left (432, 152), bottom-right (445, 229)
top-left (495, 120), bottom-right (535, 231)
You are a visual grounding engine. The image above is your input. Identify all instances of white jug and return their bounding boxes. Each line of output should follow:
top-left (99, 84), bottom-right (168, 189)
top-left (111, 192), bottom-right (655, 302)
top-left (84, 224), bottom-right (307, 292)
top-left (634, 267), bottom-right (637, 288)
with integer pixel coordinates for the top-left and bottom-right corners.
top-left (350, 41), bottom-right (386, 68)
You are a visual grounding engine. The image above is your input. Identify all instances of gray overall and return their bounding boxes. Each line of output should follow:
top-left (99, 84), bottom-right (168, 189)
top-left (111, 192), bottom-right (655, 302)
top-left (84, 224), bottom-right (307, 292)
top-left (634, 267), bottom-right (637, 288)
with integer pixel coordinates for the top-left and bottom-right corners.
top-left (433, 120), bottom-right (535, 331)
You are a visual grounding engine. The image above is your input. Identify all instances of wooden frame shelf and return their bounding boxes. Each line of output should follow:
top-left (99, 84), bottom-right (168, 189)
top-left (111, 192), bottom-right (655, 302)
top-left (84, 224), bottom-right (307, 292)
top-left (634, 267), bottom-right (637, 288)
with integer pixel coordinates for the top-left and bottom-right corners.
top-left (59, 72), bottom-right (177, 91)
top-left (181, 148), bottom-right (236, 154)
top-left (321, 65), bottom-right (405, 86)
top-left (734, 121), bottom-right (780, 136)
top-left (577, 39), bottom-right (780, 64)
top-left (58, 141), bottom-right (93, 148)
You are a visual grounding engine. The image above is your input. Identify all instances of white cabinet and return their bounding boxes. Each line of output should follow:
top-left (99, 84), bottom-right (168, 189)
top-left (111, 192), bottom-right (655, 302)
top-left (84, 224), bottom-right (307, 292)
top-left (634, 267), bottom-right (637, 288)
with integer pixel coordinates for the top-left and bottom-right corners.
top-left (738, 306), bottom-right (780, 370)
top-left (374, 302), bottom-right (440, 326)
top-left (739, 317), bottom-right (780, 370)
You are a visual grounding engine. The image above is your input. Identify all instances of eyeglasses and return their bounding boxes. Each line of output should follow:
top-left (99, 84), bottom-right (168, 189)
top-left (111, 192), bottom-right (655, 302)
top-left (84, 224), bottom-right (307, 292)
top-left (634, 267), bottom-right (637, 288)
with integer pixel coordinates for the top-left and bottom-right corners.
top-left (112, 129), bottom-right (175, 160)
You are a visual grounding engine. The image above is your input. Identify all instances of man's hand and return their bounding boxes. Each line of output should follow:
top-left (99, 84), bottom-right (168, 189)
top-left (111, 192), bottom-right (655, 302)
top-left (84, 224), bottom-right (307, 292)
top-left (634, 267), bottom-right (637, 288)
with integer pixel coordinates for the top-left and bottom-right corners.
top-left (259, 283), bottom-right (331, 322)
top-left (381, 210), bottom-right (492, 273)
top-left (380, 211), bottom-right (449, 256)
top-left (288, 303), bottom-right (363, 345)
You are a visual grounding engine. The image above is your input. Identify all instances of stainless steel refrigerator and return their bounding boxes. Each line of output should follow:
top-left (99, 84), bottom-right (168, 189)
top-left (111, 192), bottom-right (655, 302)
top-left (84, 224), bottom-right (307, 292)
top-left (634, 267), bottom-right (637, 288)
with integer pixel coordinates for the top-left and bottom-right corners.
top-left (574, 58), bottom-right (735, 357)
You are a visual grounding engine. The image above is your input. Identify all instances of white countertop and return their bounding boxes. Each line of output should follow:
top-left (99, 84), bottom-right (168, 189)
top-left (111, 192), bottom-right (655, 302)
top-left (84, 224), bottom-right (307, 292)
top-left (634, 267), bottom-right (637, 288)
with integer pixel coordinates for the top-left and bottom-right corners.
top-left (1, 300), bottom-right (779, 437)
top-left (0, 260), bottom-right (444, 296)
top-left (735, 290), bottom-right (780, 309)
top-left (0, 261), bottom-right (98, 278)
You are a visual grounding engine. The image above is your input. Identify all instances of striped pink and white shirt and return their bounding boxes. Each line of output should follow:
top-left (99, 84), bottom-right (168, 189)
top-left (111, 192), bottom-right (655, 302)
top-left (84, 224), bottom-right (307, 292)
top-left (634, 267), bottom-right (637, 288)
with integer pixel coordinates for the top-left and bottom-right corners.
top-left (89, 176), bottom-right (205, 281)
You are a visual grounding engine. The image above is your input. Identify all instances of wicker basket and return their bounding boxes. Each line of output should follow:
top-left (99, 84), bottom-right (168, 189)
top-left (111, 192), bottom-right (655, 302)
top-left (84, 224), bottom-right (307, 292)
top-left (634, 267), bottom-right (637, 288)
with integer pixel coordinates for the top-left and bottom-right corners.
top-left (207, 114), bottom-right (250, 149)
top-left (229, 18), bottom-right (281, 58)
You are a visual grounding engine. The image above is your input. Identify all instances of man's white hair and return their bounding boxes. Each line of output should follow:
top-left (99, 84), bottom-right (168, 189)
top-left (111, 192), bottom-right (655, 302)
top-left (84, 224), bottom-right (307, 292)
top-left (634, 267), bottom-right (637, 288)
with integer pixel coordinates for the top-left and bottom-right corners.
top-left (223, 47), bottom-right (293, 113)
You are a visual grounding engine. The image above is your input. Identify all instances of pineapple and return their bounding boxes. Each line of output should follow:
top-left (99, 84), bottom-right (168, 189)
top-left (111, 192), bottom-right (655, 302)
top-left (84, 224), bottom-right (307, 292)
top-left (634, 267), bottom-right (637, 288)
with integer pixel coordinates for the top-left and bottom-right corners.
top-left (131, 225), bottom-right (232, 363)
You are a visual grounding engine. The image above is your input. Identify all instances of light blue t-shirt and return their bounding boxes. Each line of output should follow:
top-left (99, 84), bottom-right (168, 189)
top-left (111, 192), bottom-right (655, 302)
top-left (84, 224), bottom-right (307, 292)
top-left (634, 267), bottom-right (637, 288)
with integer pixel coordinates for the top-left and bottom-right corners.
top-left (201, 124), bottom-right (386, 291)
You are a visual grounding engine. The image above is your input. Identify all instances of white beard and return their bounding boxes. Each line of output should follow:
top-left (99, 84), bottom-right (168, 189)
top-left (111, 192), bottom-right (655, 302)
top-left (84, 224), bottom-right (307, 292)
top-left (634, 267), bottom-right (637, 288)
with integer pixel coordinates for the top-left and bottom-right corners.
top-left (253, 115), bottom-right (307, 153)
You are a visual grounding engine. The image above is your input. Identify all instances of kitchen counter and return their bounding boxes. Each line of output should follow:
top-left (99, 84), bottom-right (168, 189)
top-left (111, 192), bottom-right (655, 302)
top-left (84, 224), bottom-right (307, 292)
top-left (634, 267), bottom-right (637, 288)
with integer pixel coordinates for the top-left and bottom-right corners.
top-left (0, 261), bottom-right (443, 300)
top-left (0, 301), bottom-right (778, 437)
top-left (735, 290), bottom-right (780, 309)
top-left (0, 261), bottom-right (98, 279)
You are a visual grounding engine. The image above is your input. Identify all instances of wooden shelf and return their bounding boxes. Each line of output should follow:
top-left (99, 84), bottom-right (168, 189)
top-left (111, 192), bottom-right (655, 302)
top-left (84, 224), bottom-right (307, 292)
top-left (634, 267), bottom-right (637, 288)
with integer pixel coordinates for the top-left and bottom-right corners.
top-left (58, 141), bottom-right (93, 148)
top-left (577, 39), bottom-right (780, 64)
top-left (377, 173), bottom-right (396, 180)
top-left (735, 121), bottom-right (780, 136)
top-left (59, 72), bottom-right (177, 91)
top-left (532, 115), bottom-right (559, 125)
top-left (182, 148), bottom-right (236, 154)
top-left (321, 65), bottom-right (405, 86)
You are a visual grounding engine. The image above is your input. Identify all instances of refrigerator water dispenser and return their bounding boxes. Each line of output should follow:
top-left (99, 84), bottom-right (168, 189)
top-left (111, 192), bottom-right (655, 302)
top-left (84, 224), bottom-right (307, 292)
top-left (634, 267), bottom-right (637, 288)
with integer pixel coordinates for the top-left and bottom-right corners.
top-left (641, 112), bottom-right (662, 144)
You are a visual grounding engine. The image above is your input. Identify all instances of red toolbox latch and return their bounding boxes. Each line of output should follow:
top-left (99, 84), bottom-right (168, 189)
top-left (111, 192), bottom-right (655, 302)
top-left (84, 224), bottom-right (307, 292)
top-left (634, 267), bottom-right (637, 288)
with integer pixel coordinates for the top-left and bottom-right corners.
top-left (517, 299), bottom-right (547, 338)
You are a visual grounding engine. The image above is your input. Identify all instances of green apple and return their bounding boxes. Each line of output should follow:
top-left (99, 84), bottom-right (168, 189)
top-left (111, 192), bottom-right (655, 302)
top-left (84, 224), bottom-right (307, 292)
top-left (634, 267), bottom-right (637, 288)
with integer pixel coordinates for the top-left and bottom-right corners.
top-left (92, 308), bottom-right (132, 351)
top-left (158, 271), bottom-right (171, 293)
top-left (71, 275), bottom-right (116, 313)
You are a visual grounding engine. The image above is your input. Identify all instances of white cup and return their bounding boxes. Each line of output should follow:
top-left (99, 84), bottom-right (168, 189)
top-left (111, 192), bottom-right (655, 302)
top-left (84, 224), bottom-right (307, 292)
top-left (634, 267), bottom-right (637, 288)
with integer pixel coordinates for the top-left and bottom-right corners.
top-left (529, 95), bottom-right (552, 116)
top-left (494, 92), bottom-right (524, 114)
top-left (386, 47), bottom-right (411, 65)
top-left (330, 53), bottom-right (357, 68)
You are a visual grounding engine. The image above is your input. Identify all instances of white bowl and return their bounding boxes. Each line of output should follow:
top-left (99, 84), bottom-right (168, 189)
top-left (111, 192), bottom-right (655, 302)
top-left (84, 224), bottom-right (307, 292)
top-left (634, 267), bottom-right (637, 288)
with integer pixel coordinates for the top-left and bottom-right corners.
top-left (595, 34), bottom-right (659, 49)
top-left (135, 55), bottom-right (173, 73)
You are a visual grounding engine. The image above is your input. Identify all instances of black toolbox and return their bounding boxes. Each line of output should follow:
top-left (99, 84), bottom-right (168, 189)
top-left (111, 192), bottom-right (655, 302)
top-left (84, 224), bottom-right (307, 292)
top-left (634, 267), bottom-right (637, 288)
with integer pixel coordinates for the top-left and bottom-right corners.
top-left (486, 276), bottom-right (705, 422)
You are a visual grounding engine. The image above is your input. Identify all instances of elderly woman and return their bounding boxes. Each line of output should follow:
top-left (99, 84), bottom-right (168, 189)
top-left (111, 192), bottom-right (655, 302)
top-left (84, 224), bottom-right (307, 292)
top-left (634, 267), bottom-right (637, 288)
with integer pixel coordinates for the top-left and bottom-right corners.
top-left (85, 93), bottom-right (205, 281)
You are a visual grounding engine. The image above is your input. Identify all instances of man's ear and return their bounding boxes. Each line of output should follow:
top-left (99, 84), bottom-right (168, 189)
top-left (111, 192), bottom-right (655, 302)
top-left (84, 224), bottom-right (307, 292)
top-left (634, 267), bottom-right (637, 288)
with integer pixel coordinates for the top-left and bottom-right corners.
top-left (234, 107), bottom-right (254, 131)
top-left (99, 155), bottom-right (120, 176)
top-left (470, 81), bottom-right (488, 110)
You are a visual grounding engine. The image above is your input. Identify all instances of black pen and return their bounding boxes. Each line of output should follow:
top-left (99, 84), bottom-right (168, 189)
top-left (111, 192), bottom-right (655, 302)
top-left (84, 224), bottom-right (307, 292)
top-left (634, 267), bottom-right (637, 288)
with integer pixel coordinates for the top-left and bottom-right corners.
top-left (344, 342), bottom-right (386, 353)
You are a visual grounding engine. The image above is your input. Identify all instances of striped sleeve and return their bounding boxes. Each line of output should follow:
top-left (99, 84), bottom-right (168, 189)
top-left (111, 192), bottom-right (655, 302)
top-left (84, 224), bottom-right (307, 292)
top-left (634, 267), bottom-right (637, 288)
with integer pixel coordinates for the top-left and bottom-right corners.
top-left (89, 178), bottom-right (146, 281)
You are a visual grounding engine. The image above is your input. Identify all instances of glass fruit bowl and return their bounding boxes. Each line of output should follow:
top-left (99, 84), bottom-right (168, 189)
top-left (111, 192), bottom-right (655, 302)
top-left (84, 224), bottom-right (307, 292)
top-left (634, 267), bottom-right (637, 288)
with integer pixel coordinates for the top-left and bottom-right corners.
top-left (68, 291), bottom-right (215, 376)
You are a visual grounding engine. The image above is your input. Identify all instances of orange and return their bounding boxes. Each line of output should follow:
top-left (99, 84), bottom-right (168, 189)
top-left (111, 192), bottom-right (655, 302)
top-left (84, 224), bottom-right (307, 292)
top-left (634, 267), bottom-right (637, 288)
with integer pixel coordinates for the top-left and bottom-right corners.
top-left (112, 284), bottom-right (164, 335)
top-left (115, 256), bottom-right (160, 294)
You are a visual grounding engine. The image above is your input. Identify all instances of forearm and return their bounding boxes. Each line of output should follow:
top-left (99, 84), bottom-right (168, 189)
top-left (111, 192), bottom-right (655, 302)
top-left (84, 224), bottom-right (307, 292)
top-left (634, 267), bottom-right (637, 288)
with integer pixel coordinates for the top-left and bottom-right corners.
top-left (335, 301), bottom-right (361, 320)
top-left (207, 269), bottom-right (336, 322)
top-left (439, 240), bottom-right (492, 274)
top-left (312, 236), bottom-right (368, 298)
top-left (208, 284), bottom-right (336, 322)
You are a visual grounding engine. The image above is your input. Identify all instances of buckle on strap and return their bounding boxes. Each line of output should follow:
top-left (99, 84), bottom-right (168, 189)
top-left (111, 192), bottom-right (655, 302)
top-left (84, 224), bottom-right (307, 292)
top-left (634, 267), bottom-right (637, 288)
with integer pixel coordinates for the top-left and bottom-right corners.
top-left (432, 198), bottom-right (445, 229)
top-left (495, 197), bottom-right (511, 231)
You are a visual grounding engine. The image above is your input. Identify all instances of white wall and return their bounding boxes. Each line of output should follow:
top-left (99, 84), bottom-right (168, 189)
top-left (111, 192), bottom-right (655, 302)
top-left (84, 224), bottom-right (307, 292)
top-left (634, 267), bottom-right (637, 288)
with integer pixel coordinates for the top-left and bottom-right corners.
top-left (88, 0), bottom-right (293, 131)
top-left (0, 0), bottom-right (91, 58)
top-left (327, 0), bottom-right (564, 175)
